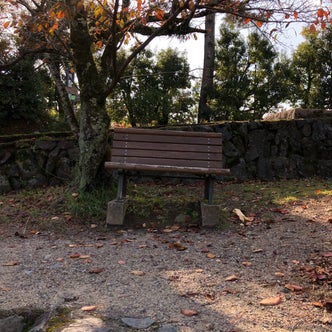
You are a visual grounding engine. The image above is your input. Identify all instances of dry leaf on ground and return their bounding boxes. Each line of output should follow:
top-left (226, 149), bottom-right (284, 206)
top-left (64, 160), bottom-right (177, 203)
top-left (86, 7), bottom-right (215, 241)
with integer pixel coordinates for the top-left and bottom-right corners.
top-left (206, 252), bottom-right (216, 259)
top-left (233, 208), bottom-right (254, 222)
top-left (225, 275), bottom-right (238, 281)
top-left (180, 309), bottom-right (198, 316)
top-left (89, 268), bottom-right (104, 274)
top-left (81, 305), bottom-right (97, 311)
top-left (2, 261), bottom-right (20, 266)
top-left (285, 284), bottom-right (303, 292)
top-left (259, 296), bottom-right (282, 306)
top-left (131, 270), bottom-right (145, 276)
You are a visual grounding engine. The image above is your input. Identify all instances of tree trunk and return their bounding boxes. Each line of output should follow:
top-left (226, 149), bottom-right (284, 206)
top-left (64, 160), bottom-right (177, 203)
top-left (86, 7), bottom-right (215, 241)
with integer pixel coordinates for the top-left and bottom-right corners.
top-left (198, 13), bottom-right (215, 123)
top-left (68, 3), bottom-right (110, 191)
top-left (47, 58), bottom-right (79, 135)
top-left (78, 94), bottom-right (110, 191)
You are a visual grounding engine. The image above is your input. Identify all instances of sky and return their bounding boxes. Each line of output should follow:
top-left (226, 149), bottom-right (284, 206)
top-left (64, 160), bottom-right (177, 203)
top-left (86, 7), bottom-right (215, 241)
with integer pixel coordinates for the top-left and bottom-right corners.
top-left (147, 20), bottom-right (306, 76)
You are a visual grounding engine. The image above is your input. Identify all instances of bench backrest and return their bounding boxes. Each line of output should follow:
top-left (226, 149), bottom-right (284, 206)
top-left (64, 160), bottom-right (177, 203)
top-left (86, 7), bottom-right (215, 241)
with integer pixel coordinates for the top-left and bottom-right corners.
top-left (111, 128), bottom-right (223, 170)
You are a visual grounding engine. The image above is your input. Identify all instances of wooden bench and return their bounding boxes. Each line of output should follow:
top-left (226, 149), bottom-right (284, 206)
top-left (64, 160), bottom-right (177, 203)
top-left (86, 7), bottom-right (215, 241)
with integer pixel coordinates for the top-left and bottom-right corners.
top-left (105, 128), bottom-right (230, 205)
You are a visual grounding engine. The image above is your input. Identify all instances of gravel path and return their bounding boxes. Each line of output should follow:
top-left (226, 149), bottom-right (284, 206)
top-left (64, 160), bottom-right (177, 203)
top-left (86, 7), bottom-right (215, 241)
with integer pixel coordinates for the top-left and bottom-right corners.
top-left (1, 210), bottom-right (331, 331)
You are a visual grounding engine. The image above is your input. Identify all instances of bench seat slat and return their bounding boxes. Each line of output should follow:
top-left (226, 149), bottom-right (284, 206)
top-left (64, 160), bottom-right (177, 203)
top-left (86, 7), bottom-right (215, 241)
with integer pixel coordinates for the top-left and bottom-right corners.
top-left (105, 161), bottom-right (231, 175)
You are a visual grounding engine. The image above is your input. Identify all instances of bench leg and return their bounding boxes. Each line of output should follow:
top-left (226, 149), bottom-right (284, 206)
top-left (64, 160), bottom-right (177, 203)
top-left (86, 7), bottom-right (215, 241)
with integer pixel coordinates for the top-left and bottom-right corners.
top-left (117, 172), bottom-right (127, 200)
top-left (204, 176), bottom-right (214, 205)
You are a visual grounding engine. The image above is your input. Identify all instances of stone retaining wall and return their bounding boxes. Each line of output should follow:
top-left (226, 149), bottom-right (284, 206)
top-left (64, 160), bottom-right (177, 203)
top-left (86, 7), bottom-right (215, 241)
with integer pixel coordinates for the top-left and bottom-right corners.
top-left (0, 118), bottom-right (331, 193)
top-left (209, 118), bottom-right (332, 180)
top-left (0, 133), bottom-right (78, 192)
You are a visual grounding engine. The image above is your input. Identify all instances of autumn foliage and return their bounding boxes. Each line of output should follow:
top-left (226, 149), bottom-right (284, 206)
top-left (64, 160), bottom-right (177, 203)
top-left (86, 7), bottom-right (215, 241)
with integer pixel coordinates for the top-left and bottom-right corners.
top-left (1, 1), bottom-right (331, 55)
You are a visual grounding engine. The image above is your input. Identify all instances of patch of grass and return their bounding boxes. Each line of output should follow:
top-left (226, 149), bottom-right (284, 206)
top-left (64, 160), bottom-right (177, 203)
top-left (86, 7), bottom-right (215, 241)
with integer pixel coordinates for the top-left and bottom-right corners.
top-left (124, 177), bottom-right (331, 224)
top-left (66, 183), bottom-right (116, 219)
top-left (211, 177), bottom-right (332, 217)
top-left (46, 307), bottom-right (73, 332)
top-left (1, 177), bottom-right (330, 231)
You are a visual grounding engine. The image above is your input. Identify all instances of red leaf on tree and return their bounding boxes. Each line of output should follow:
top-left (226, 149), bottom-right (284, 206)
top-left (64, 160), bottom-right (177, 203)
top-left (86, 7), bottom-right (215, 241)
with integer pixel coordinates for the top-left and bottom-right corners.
top-left (310, 24), bottom-right (317, 33)
top-left (256, 20), bottom-right (263, 28)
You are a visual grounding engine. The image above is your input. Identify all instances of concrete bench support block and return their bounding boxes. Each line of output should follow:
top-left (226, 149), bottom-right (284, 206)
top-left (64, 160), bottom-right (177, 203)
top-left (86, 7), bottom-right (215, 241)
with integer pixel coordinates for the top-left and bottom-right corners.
top-left (201, 203), bottom-right (222, 227)
top-left (106, 199), bottom-right (128, 225)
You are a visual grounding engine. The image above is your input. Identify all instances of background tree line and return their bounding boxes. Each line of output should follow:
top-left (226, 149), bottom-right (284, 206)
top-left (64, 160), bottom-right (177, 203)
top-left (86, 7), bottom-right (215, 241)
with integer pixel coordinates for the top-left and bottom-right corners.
top-left (2, 23), bottom-right (332, 128)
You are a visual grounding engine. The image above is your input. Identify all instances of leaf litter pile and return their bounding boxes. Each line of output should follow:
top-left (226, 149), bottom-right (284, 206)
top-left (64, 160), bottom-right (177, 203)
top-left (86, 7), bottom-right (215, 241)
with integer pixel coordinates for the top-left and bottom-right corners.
top-left (0, 178), bottom-right (331, 331)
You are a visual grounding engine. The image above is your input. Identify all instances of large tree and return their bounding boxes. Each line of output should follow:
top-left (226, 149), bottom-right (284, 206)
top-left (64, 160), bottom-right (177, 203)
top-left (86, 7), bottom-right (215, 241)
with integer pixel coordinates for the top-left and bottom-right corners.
top-left (211, 23), bottom-right (290, 120)
top-left (0, 0), bottom-right (329, 191)
top-left (109, 47), bottom-right (193, 126)
top-left (289, 27), bottom-right (332, 109)
top-left (0, 55), bottom-right (50, 122)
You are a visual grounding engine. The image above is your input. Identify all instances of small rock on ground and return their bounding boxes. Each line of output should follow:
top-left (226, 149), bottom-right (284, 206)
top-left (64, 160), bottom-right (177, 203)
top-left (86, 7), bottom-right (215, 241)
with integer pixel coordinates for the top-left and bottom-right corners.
top-left (121, 317), bottom-right (155, 329)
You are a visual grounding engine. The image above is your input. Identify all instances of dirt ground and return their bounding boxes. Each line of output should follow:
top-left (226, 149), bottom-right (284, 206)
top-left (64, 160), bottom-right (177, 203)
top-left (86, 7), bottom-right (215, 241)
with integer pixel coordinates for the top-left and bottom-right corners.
top-left (0, 179), bottom-right (331, 331)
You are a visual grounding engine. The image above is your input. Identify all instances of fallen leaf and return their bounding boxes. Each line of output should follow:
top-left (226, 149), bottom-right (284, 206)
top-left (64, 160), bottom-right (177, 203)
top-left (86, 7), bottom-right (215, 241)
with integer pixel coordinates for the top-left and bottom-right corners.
top-left (285, 284), bottom-right (303, 292)
top-left (180, 309), bottom-right (198, 316)
top-left (274, 272), bottom-right (285, 277)
top-left (56, 257), bottom-right (64, 262)
top-left (322, 252), bottom-right (332, 258)
top-left (95, 243), bottom-right (104, 248)
top-left (118, 260), bottom-right (126, 265)
top-left (206, 252), bottom-right (216, 259)
top-left (79, 255), bottom-right (91, 259)
top-left (242, 261), bottom-right (252, 267)
top-left (272, 208), bottom-right (288, 214)
top-left (195, 269), bottom-right (204, 273)
top-left (169, 242), bottom-right (187, 251)
top-left (70, 253), bottom-right (81, 259)
top-left (233, 208), bottom-right (254, 222)
top-left (131, 270), bottom-right (145, 276)
top-left (312, 301), bottom-right (324, 308)
top-left (225, 274), bottom-right (238, 281)
top-left (2, 261), bottom-right (20, 266)
top-left (81, 305), bottom-right (97, 311)
top-left (324, 298), bottom-right (332, 309)
top-left (259, 296), bottom-right (282, 306)
top-left (89, 268), bottom-right (104, 274)
top-left (253, 249), bottom-right (263, 253)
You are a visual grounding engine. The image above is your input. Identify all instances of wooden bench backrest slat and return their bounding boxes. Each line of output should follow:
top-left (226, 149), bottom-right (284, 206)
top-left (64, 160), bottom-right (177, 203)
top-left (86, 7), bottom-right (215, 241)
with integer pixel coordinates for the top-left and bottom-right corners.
top-left (112, 141), bottom-right (222, 153)
top-left (114, 133), bottom-right (221, 145)
top-left (111, 156), bottom-right (223, 169)
top-left (111, 149), bottom-right (222, 162)
top-left (110, 128), bottom-right (224, 170)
